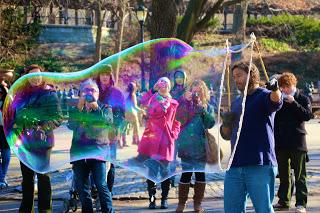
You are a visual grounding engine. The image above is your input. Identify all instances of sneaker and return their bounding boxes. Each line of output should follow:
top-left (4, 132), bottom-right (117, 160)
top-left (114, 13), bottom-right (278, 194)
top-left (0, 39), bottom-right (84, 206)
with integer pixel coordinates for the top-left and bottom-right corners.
top-left (91, 187), bottom-right (98, 199)
top-left (0, 182), bottom-right (7, 189)
top-left (160, 199), bottom-right (168, 209)
top-left (296, 205), bottom-right (306, 213)
top-left (273, 203), bottom-right (290, 211)
top-left (149, 201), bottom-right (156, 209)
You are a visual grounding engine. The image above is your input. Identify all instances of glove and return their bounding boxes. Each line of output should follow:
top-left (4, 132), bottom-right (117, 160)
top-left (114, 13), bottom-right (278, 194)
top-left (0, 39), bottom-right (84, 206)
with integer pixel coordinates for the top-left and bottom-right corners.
top-left (33, 129), bottom-right (47, 141)
top-left (265, 78), bottom-right (279, 91)
top-left (194, 104), bottom-right (205, 114)
top-left (221, 112), bottom-right (235, 127)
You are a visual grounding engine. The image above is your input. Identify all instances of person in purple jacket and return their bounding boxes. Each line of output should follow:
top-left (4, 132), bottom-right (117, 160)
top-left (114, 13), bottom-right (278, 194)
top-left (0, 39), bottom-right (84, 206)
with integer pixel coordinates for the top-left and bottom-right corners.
top-left (220, 61), bottom-right (282, 213)
top-left (96, 65), bottom-right (125, 196)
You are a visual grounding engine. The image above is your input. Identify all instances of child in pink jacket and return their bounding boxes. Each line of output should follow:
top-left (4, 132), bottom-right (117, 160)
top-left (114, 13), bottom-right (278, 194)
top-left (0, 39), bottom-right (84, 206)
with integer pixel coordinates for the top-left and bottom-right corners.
top-left (138, 77), bottom-right (181, 209)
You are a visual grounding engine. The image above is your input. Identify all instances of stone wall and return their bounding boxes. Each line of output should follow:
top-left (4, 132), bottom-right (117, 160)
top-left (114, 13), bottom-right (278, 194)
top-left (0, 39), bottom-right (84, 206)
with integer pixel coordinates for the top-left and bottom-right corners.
top-left (38, 24), bottom-right (113, 44)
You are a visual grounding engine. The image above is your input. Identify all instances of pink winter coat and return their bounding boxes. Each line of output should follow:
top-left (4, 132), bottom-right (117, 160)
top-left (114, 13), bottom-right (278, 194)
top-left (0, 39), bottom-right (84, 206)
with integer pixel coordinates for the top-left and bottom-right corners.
top-left (138, 90), bottom-right (181, 162)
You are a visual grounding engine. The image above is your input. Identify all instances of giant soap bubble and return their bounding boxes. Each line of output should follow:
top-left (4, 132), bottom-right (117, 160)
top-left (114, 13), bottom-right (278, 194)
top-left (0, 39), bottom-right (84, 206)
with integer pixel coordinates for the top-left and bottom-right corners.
top-left (3, 38), bottom-right (256, 182)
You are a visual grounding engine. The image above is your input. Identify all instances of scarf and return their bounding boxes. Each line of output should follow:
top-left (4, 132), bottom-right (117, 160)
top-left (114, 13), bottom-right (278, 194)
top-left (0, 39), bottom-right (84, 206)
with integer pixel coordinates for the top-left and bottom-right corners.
top-left (155, 92), bottom-right (171, 112)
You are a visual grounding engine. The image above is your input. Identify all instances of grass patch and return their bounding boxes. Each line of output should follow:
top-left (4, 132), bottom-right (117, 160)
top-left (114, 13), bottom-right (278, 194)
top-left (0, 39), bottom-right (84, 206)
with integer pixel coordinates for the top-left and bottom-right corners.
top-left (259, 38), bottom-right (295, 53)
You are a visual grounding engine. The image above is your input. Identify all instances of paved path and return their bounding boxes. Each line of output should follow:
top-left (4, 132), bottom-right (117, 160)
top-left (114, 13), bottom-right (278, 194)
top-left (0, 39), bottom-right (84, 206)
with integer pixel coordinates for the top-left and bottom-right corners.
top-left (0, 119), bottom-right (319, 212)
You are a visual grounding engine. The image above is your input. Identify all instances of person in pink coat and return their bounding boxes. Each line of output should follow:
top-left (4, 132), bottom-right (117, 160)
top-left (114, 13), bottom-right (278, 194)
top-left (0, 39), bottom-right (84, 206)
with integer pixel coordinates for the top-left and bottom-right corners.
top-left (138, 77), bottom-right (181, 209)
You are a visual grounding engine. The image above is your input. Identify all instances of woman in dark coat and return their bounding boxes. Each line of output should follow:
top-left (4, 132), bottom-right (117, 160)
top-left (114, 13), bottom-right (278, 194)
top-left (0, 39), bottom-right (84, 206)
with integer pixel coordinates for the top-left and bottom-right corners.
top-left (175, 80), bottom-right (215, 213)
top-left (7, 64), bottom-right (63, 212)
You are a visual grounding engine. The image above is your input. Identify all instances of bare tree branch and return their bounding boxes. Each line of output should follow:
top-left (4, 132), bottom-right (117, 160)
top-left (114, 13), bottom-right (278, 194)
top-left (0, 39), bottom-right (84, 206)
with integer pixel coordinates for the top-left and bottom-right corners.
top-left (195, 0), bottom-right (223, 31)
top-left (195, 0), bottom-right (246, 32)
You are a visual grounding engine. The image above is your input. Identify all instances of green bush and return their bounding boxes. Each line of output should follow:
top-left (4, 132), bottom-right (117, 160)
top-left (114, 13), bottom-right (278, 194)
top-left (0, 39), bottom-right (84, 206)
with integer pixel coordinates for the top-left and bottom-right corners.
top-left (15, 54), bottom-right (81, 76)
top-left (0, 60), bottom-right (20, 70)
top-left (247, 14), bottom-right (320, 50)
top-left (204, 17), bottom-right (221, 32)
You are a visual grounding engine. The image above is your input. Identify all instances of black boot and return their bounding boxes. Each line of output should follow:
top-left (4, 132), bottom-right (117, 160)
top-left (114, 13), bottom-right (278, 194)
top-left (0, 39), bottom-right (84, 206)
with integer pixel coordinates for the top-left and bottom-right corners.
top-left (147, 180), bottom-right (157, 209)
top-left (171, 176), bottom-right (176, 187)
top-left (160, 179), bottom-right (171, 209)
top-left (161, 199), bottom-right (168, 209)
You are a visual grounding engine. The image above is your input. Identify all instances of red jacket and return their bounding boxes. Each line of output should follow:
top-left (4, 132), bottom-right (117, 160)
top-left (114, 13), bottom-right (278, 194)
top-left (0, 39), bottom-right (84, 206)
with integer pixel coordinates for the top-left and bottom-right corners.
top-left (138, 90), bottom-right (181, 161)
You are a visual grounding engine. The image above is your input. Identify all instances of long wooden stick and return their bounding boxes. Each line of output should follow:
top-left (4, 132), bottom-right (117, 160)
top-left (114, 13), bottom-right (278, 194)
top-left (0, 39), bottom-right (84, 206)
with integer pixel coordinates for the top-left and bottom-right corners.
top-left (226, 59), bottom-right (231, 111)
top-left (254, 42), bottom-right (269, 82)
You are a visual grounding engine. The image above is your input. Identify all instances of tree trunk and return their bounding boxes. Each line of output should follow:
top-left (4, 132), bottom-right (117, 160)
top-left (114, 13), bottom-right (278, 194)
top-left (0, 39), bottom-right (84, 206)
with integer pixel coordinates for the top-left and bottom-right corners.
top-left (48, 2), bottom-right (55, 24)
top-left (232, 1), bottom-right (249, 43)
top-left (85, 9), bottom-right (92, 25)
top-left (176, 0), bottom-right (204, 44)
top-left (150, 0), bottom-right (177, 39)
top-left (59, 6), bottom-right (63, 24)
top-left (95, 3), bottom-right (102, 63)
top-left (231, 1), bottom-right (249, 62)
top-left (64, 7), bottom-right (68, 25)
top-left (23, 0), bottom-right (29, 24)
top-left (149, 0), bottom-right (177, 89)
top-left (75, 9), bottom-right (78, 25)
top-left (114, 8), bottom-right (126, 85)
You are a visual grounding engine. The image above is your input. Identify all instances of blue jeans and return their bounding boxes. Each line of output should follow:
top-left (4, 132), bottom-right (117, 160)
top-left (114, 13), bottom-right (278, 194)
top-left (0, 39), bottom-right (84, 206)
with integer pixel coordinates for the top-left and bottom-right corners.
top-left (0, 148), bottom-right (10, 183)
top-left (73, 160), bottom-right (114, 213)
top-left (224, 165), bottom-right (277, 213)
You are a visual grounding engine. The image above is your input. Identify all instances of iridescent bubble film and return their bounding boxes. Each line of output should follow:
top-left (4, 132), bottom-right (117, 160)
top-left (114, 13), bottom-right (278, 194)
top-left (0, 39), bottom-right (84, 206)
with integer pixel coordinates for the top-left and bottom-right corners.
top-left (3, 38), bottom-right (253, 182)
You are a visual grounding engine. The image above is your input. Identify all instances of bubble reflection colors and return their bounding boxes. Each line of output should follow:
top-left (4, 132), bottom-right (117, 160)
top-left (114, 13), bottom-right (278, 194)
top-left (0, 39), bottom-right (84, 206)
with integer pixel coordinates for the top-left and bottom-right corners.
top-left (3, 38), bottom-right (250, 182)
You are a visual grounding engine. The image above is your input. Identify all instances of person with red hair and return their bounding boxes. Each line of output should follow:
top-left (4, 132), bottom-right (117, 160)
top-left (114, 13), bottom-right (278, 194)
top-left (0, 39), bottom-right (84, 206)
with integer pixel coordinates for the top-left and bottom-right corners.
top-left (273, 72), bottom-right (313, 213)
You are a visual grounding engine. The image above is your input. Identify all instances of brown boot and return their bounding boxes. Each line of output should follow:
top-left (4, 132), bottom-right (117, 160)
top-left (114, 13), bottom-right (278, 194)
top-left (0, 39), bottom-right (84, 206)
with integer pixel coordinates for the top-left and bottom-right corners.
top-left (176, 183), bottom-right (190, 213)
top-left (193, 181), bottom-right (206, 213)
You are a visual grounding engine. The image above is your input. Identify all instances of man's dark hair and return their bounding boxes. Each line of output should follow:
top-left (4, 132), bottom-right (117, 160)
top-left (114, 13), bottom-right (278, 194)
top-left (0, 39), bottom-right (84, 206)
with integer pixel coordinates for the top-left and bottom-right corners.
top-left (24, 64), bottom-right (43, 75)
top-left (231, 61), bottom-right (260, 87)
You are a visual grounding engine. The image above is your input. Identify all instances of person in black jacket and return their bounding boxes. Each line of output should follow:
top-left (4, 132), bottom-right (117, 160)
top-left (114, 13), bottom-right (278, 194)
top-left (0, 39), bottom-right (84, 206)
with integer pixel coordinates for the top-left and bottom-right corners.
top-left (13, 64), bottom-right (63, 213)
top-left (0, 82), bottom-right (10, 189)
top-left (273, 72), bottom-right (313, 213)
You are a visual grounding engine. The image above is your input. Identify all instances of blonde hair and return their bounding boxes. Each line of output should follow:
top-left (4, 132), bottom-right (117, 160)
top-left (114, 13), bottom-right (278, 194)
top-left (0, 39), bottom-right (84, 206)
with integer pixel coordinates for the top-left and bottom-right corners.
top-left (189, 80), bottom-right (210, 105)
